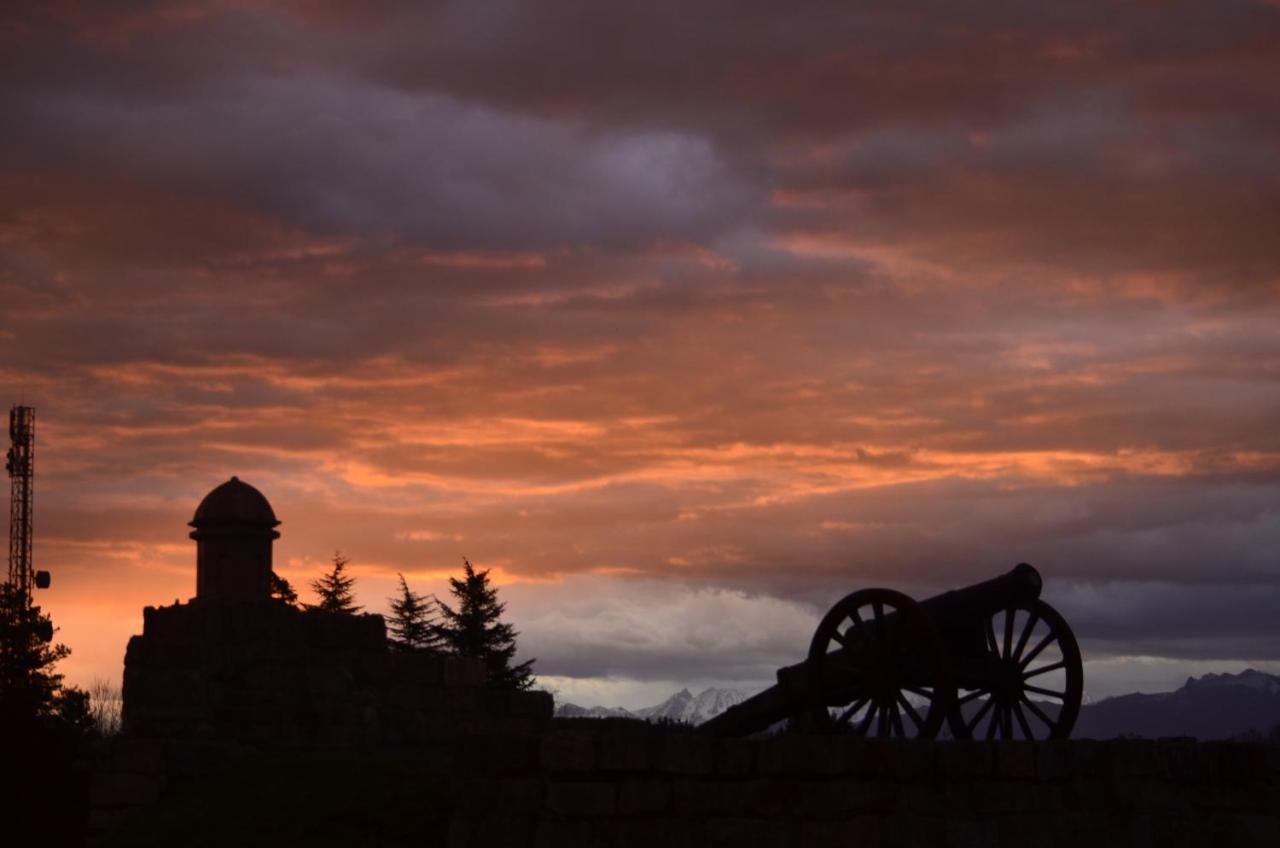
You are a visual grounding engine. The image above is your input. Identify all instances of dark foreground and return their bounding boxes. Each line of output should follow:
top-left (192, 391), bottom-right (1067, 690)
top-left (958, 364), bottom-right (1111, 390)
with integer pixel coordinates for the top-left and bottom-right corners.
top-left (92, 722), bottom-right (1279, 848)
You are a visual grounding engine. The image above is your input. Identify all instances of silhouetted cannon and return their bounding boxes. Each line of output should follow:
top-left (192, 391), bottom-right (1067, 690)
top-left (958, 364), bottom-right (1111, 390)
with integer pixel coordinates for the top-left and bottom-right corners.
top-left (700, 563), bottom-right (1083, 740)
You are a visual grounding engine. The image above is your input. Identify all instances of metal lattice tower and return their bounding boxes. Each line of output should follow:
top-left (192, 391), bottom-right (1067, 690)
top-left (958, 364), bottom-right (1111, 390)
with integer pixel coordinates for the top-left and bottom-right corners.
top-left (7, 405), bottom-right (36, 604)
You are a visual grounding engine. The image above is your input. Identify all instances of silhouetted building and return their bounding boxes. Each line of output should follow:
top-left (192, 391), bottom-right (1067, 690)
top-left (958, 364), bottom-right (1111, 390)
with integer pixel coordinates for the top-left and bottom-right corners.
top-left (188, 476), bottom-right (279, 601)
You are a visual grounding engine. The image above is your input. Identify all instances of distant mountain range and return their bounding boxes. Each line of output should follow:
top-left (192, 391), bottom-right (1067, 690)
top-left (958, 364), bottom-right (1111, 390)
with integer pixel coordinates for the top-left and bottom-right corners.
top-left (1074, 668), bottom-right (1280, 740)
top-left (555, 669), bottom-right (1280, 740)
top-left (556, 686), bottom-right (747, 725)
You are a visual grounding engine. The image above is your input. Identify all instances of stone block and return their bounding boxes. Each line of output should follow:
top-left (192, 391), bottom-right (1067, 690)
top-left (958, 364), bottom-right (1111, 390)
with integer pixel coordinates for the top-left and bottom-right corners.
top-left (715, 738), bottom-right (754, 775)
top-left (995, 741), bottom-right (1036, 779)
top-left (1069, 739), bottom-right (1104, 778)
top-left (820, 778), bottom-right (901, 815)
top-left (545, 781), bottom-right (615, 817)
top-left (935, 741), bottom-right (992, 778)
top-left (1111, 738), bottom-right (1161, 776)
top-left (452, 779), bottom-right (543, 814)
top-left (947, 819), bottom-right (999, 848)
top-left (845, 737), bottom-right (905, 778)
top-left (540, 730), bottom-right (596, 772)
top-left (598, 731), bottom-right (651, 772)
top-left (672, 779), bottom-right (750, 815)
top-left (458, 734), bottom-right (540, 776)
top-left (91, 772), bottom-right (162, 808)
top-left (533, 819), bottom-right (611, 848)
top-left (999, 813), bottom-right (1061, 848)
top-left (1036, 740), bottom-right (1071, 781)
top-left (799, 818), bottom-right (878, 848)
top-left (902, 781), bottom-right (946, 815)
top-left (447, 815), bottom-right (537, 848)
top-left (707, 817), bottom-right (766, 848)
top-left (617, 779), bottom-right (671, 814)
top-left (617, 819), bottom-right (672, 848)
top-left (757, 735), bottom-right (842, 775)
top-left (899, 738), bottom-right (935, 778)
top-left (657, 733), bottom-right (714, 774)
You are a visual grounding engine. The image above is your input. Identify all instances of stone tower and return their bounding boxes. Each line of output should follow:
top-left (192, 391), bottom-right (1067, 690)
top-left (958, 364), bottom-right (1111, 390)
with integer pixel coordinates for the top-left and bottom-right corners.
top-left (189, 476), bottom-right (280, 601)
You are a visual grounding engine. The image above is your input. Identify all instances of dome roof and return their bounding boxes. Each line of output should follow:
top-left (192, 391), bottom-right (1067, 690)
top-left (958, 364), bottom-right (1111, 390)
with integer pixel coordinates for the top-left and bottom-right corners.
top-left (190, 477), bottom-right (280, 528)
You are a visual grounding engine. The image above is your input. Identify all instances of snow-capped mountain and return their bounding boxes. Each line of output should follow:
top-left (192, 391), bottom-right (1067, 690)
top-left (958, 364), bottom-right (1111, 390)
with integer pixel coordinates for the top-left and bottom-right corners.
top-left (1183, 668), bottom-right (1280, 696)
top-left (554, 687), bottom-right (747, 725)
top-left (634, 687), bottom-right (747, 725)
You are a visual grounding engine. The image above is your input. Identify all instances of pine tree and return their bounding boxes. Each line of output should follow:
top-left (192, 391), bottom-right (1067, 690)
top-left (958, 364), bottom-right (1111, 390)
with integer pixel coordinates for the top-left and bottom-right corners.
top-left (270, 570), bottom-right (298, 606)
top-left (387, 574), bottom-right (444, 652)
top-left (0, 581), bottom-right (90, 734)
top-left (435, 558), bottom-right (534, 690)
top-left (306, 551), bottom-right (361, 614)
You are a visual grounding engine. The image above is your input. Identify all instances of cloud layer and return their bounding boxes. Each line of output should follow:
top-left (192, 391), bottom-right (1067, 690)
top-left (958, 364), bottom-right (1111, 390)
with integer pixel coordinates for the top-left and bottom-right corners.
top-left (2, 1), bottom-right (1278, 703)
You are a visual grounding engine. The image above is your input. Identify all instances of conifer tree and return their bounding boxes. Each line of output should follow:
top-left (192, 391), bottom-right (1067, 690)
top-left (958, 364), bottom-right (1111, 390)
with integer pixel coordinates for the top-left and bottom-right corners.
top-left (306, 551), bottom-right (361, 614)
top-left (270, 570), bottom-right (298, 606)
top-left (435, 558), bottom-right (534, 689)
top-left (0, 581), bottom-right (92, 735)
top-left (387, 573), bottom-right (444, 652)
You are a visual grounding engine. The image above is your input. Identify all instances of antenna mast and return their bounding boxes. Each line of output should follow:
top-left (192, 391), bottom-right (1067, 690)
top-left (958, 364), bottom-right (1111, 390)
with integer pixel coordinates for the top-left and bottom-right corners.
top-left (7, 405), bottom-right (49, 606)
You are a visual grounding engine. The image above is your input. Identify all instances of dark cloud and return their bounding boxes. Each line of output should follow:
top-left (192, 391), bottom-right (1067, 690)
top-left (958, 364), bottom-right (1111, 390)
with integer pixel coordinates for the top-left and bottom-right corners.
top-left (2, 0), bottom-right (1279, 694)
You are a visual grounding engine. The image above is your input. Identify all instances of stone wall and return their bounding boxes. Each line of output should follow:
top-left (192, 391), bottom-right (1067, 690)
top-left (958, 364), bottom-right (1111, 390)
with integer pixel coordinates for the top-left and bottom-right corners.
top-left (95, 721), bottom-right (1279, 847)
top-left (94, 598), bottom-right (552, 836)
top-left (95, 603), bottom-right (1278, 846)
top-left (122, 599), bottom-right (552, 745)
top-left (488, 726), bottom-right (1278, 847)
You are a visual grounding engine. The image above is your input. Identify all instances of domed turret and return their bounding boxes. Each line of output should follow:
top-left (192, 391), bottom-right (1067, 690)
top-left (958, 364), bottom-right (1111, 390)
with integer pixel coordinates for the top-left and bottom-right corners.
top-left (189, 477), bottom-right (280, 601)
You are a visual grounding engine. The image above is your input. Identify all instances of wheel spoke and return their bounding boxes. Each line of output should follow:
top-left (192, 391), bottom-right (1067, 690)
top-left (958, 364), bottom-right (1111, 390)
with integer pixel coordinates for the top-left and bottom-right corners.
top-left (903, 685), bottom-right (934, 700)
top-left (857, 702), bottom-right (879, 736)
top-left (985, 706), bottom-right (1001, 740)
top-left (1013, 702), bottom-right (1034, 740)
top-left (876, 701), bottom-right (889, 737)
top-left (1023, 683), bottom-right (1065, 700)
top-left (1012, 611), bottom-right (1039, 662)
top-left (958, 688), bottom-right (990, 705)
top-left (1003, 608), bottom-right (1014, 660)
top-left (966, 697), bottom-right (995, 734)
top-left (985, 618), bottom-right (999, 656)
top-left (831, 628), bottom-right (849, 648)
top-left (1021, 696), bottom-right (1055, 730)
top-left (896, 693), bottom-right (924, 728)
top-left (1024, 660), bottom-right (1067, 680)
top-left (890, 703), bottom-right (905, 737)
top-left (1020, 631), bottom-right (1055, 668)
top-left (835, 697), bottom-right (870, 726)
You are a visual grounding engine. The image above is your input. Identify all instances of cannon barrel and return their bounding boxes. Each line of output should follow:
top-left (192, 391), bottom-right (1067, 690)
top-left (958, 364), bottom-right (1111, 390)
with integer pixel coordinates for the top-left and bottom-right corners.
top-left (699, 563), bottom-right (1043, 737)
top-left (916, 562), bottom-right (1041, 633)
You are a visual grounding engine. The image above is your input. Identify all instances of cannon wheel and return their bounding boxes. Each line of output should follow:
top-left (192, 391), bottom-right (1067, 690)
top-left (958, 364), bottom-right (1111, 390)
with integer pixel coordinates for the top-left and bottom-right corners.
top-left (806, 588), bottom-right (954, 738)
top-left (947, 598), bottom-right (1083, 740)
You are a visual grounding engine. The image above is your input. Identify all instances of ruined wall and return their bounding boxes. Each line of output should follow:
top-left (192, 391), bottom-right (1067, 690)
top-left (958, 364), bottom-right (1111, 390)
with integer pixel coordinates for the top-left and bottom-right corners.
top-left (122, 599), bottom-right (551, 746)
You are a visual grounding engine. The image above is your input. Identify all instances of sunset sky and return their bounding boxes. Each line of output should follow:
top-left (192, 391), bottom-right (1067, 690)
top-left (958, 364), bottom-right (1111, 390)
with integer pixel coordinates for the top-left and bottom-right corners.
top-left (3, 1), bottom-right (1279, 709)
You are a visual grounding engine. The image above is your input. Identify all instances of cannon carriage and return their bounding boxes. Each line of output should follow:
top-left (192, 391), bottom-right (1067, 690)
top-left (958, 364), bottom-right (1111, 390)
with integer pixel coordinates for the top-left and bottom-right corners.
top-left (700, 564), bottom-right (1083, 740)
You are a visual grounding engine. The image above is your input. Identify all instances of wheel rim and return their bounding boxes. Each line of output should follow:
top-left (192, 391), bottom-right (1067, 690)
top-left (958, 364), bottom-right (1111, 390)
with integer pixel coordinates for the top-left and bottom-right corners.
top-left (806, 588), bottom-right (953, 738)
top-left (948, 598), bottom-right (1083, 740)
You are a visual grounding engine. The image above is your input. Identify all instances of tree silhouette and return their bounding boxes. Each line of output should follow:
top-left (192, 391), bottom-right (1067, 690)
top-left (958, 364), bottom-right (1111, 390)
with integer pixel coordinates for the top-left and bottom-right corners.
top-left (270, 570), bottom-right (298, 606)
top-left (0, 581), bottom-right (93, 734)
top-left (387, 574), bottom-right (444, 653)
top-left (436, 558), bottom-right (534, 689)
top-left (306, 551), bottom-right (361, 614)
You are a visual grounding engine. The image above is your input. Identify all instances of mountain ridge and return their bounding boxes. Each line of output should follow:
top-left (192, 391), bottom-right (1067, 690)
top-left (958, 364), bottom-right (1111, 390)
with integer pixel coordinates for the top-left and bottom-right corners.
top-left (554, 669), bottom-right (1280, 739)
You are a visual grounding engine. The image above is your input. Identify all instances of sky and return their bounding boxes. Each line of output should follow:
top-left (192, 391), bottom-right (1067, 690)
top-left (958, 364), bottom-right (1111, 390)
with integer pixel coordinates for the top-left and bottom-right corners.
top-left (2, 1), bottom-right (1279, 709)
